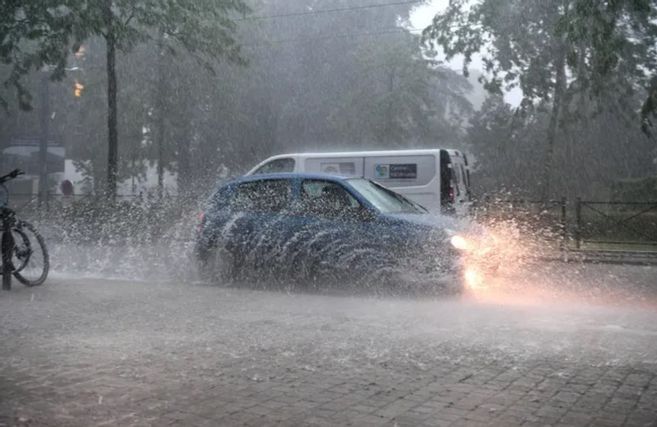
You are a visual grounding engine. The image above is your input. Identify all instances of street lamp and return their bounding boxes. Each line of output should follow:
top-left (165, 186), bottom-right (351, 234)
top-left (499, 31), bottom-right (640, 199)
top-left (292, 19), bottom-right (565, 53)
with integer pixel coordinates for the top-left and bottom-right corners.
top-left (37, 65), bottom-right (84, 206)
top-left (38, 67), bottom-right (50, 207)
top-left (74, 80), bottom-right (85, 97)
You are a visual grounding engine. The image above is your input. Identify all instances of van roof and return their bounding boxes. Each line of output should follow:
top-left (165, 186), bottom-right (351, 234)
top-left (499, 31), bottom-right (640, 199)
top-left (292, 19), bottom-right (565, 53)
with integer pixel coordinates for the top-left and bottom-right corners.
top-left (228, 172), bottom-right (352, 186)
top-left (246, 149), bottom-right (467, 175)
top-left (263, 149), bottom-right (452, 158)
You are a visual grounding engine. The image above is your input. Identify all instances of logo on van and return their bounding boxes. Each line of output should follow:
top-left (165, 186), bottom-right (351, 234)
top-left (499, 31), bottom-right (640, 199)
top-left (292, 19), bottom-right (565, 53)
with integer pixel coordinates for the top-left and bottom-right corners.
top-left (374, 164), bottom-right (389, 179)
top-left (374, 163), bottom-right (417, 179)
top-left (389, 164), bottom-right (417, 179)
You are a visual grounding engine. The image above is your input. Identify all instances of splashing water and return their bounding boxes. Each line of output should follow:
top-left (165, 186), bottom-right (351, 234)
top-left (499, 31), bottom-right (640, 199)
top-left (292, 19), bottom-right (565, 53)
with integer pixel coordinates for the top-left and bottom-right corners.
top-left (28, 199), bottom-right (657, 311)
top-left (198, 211), bottom-right (465, 295)
top-left (453, 219), bottom-right (657, 309)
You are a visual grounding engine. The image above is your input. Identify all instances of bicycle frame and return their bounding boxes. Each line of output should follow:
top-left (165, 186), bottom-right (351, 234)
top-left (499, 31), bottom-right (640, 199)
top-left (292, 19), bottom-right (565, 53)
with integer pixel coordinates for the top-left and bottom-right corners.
top-left (1, 208), bottom-right (15, 290)
top-left (0, 170), bottom-right (23, 290)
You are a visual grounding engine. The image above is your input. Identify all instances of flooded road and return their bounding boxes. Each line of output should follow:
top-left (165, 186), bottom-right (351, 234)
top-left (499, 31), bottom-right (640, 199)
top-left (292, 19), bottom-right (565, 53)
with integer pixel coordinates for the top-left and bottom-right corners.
top-left (1, 261), bottom-right (656, 426)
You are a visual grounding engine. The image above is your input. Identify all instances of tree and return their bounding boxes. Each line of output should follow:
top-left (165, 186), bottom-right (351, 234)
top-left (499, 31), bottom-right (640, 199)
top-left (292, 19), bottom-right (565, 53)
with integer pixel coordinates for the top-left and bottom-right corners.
top-left (1, 0), bottom-right (249, 199)
top-left (0, 1), bottom-right (80, 110)
top-left (3, 0), bottom-right (475, 198)
top-left (423, 0), bottom-right (657, 200)
top-left (330, 35), bottom-right (472, 149)
top-left (468, 92), bottom-right (656, 200)
top-left (87, 0), bottom-right (250, 199)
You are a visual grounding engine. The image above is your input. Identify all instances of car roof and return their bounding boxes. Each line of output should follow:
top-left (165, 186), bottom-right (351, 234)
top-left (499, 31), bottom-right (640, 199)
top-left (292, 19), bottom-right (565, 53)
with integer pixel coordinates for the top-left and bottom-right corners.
top-left (226, 172), bottom-right (354, 186)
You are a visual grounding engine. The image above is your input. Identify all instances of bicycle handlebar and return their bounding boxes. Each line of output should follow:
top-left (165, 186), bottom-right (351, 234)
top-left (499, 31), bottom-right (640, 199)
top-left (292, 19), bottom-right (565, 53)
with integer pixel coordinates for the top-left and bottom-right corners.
top-left (0, 169), bottom-right (25, 184)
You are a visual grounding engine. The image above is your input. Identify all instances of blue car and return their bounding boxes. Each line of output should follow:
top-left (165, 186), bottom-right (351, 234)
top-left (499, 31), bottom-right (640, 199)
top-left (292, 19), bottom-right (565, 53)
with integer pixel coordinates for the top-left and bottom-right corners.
top-left (195, 173), bottom-right (466, 293)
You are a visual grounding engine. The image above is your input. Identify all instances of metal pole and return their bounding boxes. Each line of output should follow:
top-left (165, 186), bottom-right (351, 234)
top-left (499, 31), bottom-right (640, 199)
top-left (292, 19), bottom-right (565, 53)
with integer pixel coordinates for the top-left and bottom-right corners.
top-left (560, 197), bottom-right (567, 259)
top-left (38, 72), bottom-right (50, 207)
top-left (575, 197), bottom-right (582, 250)
top-left (2, 217), bottom-right (13, 290)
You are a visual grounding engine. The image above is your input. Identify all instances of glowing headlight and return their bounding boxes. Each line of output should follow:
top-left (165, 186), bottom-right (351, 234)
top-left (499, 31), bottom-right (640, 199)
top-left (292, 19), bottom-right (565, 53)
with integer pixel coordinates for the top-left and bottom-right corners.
top-left (464, 268), bottom-right (484, 290)
top-left (450, 235), bottom-right (471, 251)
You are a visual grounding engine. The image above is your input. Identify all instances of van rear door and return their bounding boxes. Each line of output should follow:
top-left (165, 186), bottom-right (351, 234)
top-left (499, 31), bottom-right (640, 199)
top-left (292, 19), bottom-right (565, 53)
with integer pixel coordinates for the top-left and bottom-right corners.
top-left (441, 150), bottom-right (471, 216)
top-left (439, 150), bottom-right (455, 214)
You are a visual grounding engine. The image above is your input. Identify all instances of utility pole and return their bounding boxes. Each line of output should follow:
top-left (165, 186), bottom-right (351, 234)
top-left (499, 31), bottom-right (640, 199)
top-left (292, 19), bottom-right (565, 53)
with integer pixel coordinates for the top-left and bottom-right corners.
top-left (104, 0), bottom-right (118, 202)
top-left (38, 72), bottom-right (50, 207)
top-left (156, 30), bottom-right (166, 199)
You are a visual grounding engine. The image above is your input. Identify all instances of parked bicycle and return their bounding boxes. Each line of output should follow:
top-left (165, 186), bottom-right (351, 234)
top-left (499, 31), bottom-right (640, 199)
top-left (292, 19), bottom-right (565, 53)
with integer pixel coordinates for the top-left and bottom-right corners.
top-left (1, 169), bottom-right (49, 290)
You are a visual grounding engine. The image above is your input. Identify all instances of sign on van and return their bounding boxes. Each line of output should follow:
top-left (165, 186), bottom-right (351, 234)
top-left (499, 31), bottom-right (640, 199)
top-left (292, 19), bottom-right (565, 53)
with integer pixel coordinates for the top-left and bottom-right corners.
top-left (374, 163), bottom-right (417, 179)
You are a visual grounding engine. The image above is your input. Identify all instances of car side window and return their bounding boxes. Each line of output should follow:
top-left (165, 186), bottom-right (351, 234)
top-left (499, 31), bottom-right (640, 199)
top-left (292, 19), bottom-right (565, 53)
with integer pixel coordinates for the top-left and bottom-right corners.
top-left (253, 158), bottom-right (295, 174)
top-left (231, 180), bottom-right (291, 213)
top-left (299, 180), bottom-right (361, 218)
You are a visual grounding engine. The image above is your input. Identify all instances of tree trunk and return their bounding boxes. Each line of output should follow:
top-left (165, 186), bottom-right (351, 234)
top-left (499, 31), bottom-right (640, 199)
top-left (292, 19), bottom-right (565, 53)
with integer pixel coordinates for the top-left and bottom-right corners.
top-left (176, 122), bottom-right (191, 196)
top-left (104, 0), bottom-right (118, 201)
top-left (384, 67), bottom-right (395, 147)
top-left (541, 48), bottom-right (567, 202)
top-left (156, 32), bottom-right (166, 198)
top-left (38, 72), bottom-right (50, 207)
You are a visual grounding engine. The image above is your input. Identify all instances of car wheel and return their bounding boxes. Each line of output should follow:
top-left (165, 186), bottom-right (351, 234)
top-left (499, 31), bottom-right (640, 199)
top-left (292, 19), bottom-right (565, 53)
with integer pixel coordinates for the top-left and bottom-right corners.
top-left (199, 246), bottom-right (235, 284)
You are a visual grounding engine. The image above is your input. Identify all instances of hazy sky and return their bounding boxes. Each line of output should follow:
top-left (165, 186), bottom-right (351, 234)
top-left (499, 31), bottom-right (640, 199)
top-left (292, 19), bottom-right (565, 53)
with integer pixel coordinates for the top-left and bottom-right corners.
top-left (409, 0), bottom-right (449, 31)
top-left (409, 0), bottom-right (471, 67)
top-left (409, 0), bottom-right (523, 106)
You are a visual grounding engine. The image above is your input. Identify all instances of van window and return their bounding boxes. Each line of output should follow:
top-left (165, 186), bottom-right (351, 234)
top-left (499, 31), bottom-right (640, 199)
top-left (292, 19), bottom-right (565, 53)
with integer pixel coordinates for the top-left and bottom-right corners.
top-left (305, 157), bottom-right (363, 176)
top-left (232, 180), bottom-right (291, 212)
top-left (440, 150), bottom-right (452, 205)
top-left (320, 162), bottom-right (356, 175)
top-left (460, 164), bottom-right (468, 187)
top-left (450, 167), bottom-right (460, 196)
top-left (253, 158), bottom-right (295, 174)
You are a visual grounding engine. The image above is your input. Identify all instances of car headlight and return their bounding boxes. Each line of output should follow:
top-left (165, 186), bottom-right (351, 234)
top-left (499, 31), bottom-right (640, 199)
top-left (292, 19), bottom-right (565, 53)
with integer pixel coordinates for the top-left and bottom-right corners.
top-left (450, 235), bottom-right (471, 251)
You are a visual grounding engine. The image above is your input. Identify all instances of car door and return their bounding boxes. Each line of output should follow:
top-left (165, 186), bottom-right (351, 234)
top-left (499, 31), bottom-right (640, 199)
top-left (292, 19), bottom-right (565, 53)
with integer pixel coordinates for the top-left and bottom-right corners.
top-left (286, 179), bottom-right (383, 280)
top-left (224, 179), bottom-right (293, 273)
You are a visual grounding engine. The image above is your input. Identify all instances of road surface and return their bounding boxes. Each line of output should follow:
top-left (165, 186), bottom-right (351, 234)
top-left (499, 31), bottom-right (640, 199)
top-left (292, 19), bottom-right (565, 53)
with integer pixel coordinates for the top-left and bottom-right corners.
top-left (1, 261), bottom-right (656, 426)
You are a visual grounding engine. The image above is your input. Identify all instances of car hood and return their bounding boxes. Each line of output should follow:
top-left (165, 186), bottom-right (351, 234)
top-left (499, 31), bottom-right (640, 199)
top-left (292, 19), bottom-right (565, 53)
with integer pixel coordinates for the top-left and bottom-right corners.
top-left (381, 212), bottom-right (471, 234)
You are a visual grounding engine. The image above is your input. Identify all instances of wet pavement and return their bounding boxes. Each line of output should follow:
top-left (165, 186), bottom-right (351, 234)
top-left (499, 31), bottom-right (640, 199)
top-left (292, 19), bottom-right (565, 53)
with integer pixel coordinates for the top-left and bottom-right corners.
top-left (1, 262), bottom-right (657, 426)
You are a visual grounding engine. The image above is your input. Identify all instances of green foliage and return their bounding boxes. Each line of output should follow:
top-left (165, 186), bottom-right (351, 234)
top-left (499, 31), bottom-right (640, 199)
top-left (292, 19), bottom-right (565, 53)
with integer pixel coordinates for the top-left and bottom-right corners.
top-left (328, 35), bottom-right (472, 148)
top-left (423, 0), bottom-right (657, 124)
top-left (469, 92), bottom-right (657, 200)
top-left (611, 176), bottom-right (657, 203)
top-left (0, 0), bottom-right (81, 109)
top-left (0, 0), bottom-right (250, 110)
top-left (423, 0), bottom-right (657, 200)
top-left (2, 0), bottom-right (473, 199)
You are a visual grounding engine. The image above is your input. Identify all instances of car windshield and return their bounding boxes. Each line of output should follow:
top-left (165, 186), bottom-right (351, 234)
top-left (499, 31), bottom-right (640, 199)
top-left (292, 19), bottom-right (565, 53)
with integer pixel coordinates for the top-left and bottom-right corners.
top-left (347, 178), bottom-right (426, 214)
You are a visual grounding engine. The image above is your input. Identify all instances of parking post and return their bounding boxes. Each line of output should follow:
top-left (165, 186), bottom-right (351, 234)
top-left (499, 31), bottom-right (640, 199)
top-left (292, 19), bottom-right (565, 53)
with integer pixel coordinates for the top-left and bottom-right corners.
top-left (575, 197), bottom-right (582, 250)
top-left (2, 219), bottom-right (12, 290)
top-left (560, 197), bottom-right (567, 259)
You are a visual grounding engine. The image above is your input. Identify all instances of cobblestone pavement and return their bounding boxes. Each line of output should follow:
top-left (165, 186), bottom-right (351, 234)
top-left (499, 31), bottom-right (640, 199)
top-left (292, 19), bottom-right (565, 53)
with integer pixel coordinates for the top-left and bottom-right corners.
top-left (1, 263), bottom-right (657, 426)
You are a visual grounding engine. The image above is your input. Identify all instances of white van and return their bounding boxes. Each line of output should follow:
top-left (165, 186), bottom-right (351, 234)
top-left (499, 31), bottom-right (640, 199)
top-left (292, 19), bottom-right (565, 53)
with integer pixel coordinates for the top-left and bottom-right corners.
top-left (246, 149), bottom-right (472, 215)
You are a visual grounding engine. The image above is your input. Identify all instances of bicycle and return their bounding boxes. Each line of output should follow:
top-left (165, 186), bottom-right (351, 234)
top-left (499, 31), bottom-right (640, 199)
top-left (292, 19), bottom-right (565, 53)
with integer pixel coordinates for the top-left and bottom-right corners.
top-left (1, 169), bottom-right (49, 290)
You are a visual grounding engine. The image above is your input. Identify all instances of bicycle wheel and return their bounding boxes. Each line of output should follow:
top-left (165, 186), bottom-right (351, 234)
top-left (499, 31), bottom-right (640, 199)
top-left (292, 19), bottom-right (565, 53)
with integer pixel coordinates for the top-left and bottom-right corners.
top-left (12, 221), bottom-right (49, 286)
